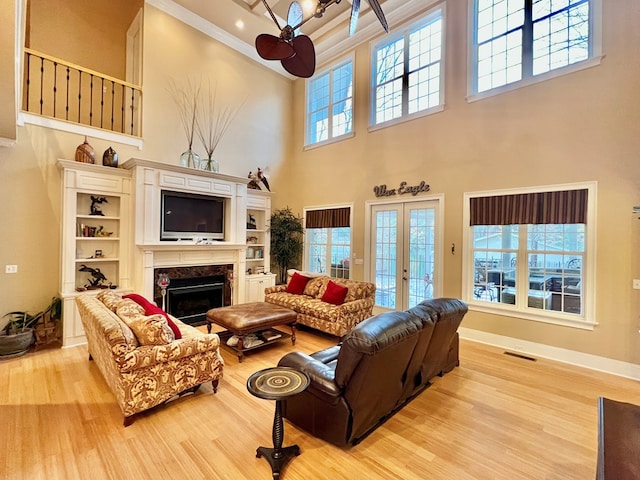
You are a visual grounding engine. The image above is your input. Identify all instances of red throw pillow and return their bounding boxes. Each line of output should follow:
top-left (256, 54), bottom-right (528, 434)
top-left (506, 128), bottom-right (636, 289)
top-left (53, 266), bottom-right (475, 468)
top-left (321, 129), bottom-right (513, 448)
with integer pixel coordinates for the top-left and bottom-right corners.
top-left (321, 280), bottom-right (348, 305)
top-left (123, 293), bottom-right (182, 339)
top-left (286, 272), bottom-right (311, 295)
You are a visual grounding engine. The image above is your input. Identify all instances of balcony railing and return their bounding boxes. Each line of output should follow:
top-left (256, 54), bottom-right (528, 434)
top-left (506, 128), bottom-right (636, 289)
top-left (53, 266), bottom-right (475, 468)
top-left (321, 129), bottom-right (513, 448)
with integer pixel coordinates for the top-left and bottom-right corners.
top-left (22, 48), bottom-right (142, 137)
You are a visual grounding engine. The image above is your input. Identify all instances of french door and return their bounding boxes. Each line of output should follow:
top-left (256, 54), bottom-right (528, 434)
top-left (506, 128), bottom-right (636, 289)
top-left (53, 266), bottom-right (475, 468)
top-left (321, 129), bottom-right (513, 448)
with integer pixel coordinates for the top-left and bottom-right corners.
top-left (369, 200), bottom-right (440, 310)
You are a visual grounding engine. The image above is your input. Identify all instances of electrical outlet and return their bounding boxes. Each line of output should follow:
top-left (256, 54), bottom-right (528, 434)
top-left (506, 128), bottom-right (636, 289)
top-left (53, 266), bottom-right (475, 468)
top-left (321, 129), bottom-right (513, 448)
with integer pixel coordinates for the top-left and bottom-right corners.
top-left (5, 265), bottom-right (18, 274)
top-left (633, 279), bottom-right (640, 290)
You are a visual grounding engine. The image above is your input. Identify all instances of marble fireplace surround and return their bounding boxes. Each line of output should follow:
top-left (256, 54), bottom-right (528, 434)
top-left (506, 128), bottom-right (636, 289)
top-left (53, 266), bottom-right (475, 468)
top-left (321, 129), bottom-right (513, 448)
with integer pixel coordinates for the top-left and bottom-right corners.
top-left (122, 158), bottom-right (249, 303)
top-left (154, 264), bottom-right (233, 325)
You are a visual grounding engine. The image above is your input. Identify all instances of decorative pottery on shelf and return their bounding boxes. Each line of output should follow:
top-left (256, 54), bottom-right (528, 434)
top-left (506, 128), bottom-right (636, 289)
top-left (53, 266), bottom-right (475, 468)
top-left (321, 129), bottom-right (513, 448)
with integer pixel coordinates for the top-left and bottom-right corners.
top-left (102, 147), bottom-right (118, 167)
top-left (75, 136), bottom-right (95, 164)
top-left (180, 149), bottom-right (201, 169)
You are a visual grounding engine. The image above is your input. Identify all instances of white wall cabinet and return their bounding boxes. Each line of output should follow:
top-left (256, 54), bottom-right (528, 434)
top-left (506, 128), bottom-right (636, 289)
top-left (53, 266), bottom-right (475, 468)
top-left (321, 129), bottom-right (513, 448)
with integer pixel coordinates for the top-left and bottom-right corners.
top-left (246, 274), bottom-right (276, 302)
top-left (58, 160), bottom-right (132, 347)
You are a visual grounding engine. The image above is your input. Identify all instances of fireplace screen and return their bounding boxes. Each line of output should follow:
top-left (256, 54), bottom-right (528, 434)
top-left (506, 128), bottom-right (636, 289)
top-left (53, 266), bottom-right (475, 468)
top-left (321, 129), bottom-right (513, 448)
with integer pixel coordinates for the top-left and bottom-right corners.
top-left (166, 281), bottom-right (224, 326)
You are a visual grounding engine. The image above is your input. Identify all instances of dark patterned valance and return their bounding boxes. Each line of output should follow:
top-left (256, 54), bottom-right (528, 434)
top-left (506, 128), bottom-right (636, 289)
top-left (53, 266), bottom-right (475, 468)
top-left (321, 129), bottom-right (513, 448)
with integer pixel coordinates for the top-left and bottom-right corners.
top-left (306, 207), bottom-right (351, 228)
top-left (470, 189), bottom-right (588, 226)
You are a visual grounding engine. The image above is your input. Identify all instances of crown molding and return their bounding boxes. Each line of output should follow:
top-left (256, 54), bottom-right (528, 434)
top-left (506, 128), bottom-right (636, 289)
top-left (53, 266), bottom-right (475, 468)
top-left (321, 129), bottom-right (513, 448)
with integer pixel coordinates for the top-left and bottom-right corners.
top-left (315, 0), bottom-right (442, 67)
top-left (145, 0), bottom-right (293, 78)
top-left (146, 0), bottom-right (442, 80)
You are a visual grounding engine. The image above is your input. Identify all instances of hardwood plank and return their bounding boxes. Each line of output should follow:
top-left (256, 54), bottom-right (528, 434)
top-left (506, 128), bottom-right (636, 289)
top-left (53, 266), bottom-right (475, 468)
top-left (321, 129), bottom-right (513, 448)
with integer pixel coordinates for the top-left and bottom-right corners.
top-left (2, 328), bottom-right (640, 480)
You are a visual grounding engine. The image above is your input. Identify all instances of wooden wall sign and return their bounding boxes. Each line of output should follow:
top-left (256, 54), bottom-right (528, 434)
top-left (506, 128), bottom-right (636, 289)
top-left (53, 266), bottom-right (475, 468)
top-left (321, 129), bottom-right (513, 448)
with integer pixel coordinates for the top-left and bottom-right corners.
top-left (373, 181), bottom-right (430, 198)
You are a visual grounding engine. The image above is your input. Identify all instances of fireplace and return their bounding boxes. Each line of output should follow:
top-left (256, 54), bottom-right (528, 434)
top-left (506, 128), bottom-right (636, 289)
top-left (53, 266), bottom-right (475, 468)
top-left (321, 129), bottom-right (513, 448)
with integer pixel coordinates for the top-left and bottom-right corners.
top-left (154, 264), bottom-right (233, 327)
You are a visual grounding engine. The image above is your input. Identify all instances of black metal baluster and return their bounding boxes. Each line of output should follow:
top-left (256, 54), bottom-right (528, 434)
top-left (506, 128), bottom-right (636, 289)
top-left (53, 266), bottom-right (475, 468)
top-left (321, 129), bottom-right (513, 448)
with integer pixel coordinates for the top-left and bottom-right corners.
top-left (130, 87), bottom-right (135, 135)
top-left (100, 78), bottom-right (104, 129)
top-left (65, 66), bottom-right (70, 120)
top-left (53, 62), bottom-right (57, 117)
top-left (39, 57), bottom-right (44, 114)
top-left (89, 73), bottom-right (94, 126)
top-left (25, 52), bottom-right (31, 112)
top-left (111, 80), bottom-right (115, 131)
top-left (78, 71), bottom-right (82, 123)
top-left (121, 84), bottom-right (125, 133)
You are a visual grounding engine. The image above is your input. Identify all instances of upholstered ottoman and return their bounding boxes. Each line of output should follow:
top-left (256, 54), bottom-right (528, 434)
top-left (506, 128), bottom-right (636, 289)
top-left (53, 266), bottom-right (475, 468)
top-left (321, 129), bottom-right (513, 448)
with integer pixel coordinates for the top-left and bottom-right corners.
top-left (206, 302), bottom-right (297, 362)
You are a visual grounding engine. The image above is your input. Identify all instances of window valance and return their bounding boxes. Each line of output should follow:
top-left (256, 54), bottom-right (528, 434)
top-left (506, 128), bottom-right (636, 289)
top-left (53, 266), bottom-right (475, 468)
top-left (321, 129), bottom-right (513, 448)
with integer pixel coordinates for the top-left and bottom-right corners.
top-left (470, 189), bottom-right (588, 226)
top-left (306, 207), bottom-right (351, 228)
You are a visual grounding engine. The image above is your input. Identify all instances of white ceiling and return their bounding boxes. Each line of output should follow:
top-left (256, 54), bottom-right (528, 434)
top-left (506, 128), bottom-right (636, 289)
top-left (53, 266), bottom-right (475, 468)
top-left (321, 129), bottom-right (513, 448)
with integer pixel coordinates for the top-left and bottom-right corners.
top-left (155, 0), bottom-right (440, 77)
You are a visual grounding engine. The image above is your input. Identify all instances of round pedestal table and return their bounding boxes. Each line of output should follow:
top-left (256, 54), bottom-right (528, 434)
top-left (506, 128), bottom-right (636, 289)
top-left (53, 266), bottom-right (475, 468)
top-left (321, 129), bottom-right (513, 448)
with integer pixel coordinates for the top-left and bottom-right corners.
top-left (246, 366), bottom-right (310, 479)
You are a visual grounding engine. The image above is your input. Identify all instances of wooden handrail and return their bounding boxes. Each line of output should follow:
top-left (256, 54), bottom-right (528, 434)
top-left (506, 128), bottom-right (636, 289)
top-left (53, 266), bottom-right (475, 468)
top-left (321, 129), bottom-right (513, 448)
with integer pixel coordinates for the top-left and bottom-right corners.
top-left (24, 48), bottom-right (142, 90)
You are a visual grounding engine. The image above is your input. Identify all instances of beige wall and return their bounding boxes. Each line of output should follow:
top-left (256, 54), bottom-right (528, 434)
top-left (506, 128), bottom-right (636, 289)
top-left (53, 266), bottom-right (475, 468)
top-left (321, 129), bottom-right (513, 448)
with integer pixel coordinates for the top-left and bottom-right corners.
top-left (140, 5), bottom-right (292, 177)
top-left (0, 5), bottom-right (291, 316)
top-left (27, 0), bottom-right (142, 80)
top-left (276, 0), bottom-right (640, 363)
top-left (0, 0), bottom-right (17, 141)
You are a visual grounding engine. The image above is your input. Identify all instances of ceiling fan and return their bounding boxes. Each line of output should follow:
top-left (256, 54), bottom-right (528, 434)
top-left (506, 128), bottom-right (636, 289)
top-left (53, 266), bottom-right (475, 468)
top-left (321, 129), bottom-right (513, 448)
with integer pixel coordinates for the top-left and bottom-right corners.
top-left (255, 0), bottom-right (389, 78)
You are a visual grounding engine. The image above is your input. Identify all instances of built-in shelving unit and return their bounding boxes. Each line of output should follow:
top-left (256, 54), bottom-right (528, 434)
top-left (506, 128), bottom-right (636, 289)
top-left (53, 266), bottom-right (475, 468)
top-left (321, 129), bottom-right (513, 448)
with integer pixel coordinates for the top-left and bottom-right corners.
top-left (245, 190), bottom-right (275, 301)
top-left (58, 160), bottom-right (132, 347)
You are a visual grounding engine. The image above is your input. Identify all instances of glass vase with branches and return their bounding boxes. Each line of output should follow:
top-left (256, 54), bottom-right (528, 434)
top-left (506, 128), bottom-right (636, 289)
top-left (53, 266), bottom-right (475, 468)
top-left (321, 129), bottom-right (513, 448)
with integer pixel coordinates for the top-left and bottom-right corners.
top-left (168, 78), bottom-right (202, 168)
top-left (195, 82), bottom-right (244, 172)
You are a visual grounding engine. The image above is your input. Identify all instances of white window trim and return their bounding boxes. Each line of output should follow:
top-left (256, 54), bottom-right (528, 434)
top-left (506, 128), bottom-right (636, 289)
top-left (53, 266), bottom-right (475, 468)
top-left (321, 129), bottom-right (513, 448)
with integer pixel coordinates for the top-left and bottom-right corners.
top-left (369, 4), bottom-right (447, 131)
top-left (466, 0), bottom-right (603, 102)
top-left (304, 54), bottom-right (355, 149)
top-left (302, 203), bottom-right (354, 274)
top-left (302, 131), bottom-right (355, 151)
top-left (461, 181), bottom-right (598, 330)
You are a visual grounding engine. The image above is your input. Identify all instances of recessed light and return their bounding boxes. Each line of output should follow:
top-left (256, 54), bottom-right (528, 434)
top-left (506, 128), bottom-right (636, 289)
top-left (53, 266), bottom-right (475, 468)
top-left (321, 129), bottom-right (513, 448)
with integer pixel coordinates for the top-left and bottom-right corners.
top-left (235, 19), bottom-right (245, 30)
top-left (302, 0), bottom-right (315, 16)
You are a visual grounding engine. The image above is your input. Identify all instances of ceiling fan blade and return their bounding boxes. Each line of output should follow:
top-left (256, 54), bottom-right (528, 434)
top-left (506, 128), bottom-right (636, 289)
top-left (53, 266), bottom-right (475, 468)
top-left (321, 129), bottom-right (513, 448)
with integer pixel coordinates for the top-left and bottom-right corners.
top-left (349, 0), bottom-right (361, 36)
top-left (255, 33), bottom-right (295, 60)
top-left (287, 1), bottom-right (303, 36)
top-left (365, 0), bottom-right (389, 33)
top-left (281, 35), bottom-right (316, 78)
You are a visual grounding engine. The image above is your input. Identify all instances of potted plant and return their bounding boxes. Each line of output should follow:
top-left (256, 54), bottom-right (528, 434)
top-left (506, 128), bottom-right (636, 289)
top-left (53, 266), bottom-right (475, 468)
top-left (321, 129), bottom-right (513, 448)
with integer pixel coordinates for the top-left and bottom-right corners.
top-left (269, 207), bottom-right (304, 284)
top-left (0, 296), bottom-right (62, 358)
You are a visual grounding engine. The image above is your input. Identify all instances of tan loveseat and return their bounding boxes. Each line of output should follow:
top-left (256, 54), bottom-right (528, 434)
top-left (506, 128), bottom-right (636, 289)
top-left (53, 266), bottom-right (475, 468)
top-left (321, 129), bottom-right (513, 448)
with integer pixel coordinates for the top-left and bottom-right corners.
top-left (264, 272), bottom-right (375, 337)
top-left (76, 292), bottom-right (224, 425)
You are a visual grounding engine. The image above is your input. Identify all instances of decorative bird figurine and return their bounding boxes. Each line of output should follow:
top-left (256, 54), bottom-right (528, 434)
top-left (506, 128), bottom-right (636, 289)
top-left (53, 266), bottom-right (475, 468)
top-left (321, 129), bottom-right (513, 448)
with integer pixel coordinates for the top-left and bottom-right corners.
top-left (257, 168), bottom-right (270, 191)
top-left (247, 168), bottom-right (271, 191)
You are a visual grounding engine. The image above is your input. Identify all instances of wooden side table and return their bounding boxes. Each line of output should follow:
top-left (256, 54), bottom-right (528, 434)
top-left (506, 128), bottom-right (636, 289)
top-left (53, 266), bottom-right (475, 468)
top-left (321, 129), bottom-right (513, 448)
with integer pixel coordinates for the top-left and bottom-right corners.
top-left (247, 367), bottom-right (310, 479)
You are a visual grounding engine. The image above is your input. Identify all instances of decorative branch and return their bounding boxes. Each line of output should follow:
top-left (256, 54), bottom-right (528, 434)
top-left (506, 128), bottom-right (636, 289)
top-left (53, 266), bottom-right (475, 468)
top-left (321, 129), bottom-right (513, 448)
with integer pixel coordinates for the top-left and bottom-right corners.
top-left (167, 78), bottom-right (201, 150)
top-left (195, 81), bottom-right (245, 159)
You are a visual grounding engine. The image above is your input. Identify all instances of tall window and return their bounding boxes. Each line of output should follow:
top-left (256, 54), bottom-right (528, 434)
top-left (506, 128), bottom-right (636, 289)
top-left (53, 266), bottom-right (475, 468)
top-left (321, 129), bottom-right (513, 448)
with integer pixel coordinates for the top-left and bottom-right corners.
top-left (371, 7), bottom-right (444, 127)
top-left (306, 59), bottom-right (353, 146)
top-left (304, 207), bottom-right (351, 278)
top-left (472, 0), bottom-right (599, 94)
top-left (463, 184), bottom-right (596, 327)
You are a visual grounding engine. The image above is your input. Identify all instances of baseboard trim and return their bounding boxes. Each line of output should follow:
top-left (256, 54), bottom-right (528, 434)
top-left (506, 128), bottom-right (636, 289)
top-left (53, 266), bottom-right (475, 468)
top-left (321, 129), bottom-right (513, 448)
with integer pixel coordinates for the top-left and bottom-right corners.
top-left (459, 327), bottom-right (640, 381)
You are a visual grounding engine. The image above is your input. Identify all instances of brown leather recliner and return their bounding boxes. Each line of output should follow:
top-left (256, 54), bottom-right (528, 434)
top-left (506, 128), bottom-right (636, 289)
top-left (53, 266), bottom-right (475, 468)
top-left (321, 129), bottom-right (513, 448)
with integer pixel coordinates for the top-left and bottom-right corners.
top-left (277, 298), bottom-right (468, 447)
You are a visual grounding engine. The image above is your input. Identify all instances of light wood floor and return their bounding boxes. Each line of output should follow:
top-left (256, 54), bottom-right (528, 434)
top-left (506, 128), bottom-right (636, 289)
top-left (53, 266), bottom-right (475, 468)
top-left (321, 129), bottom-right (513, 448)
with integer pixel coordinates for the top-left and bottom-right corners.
top-left (2, 326), bottom-right (640, 480)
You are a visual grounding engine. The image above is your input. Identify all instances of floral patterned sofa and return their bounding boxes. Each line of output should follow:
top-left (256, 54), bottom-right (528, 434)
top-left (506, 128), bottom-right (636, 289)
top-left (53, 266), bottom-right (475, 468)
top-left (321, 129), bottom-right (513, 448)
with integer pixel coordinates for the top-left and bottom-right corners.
top-left (75, 291), bottom-right (224, 426)
top-left (264, 271), bottom-right (376, 337)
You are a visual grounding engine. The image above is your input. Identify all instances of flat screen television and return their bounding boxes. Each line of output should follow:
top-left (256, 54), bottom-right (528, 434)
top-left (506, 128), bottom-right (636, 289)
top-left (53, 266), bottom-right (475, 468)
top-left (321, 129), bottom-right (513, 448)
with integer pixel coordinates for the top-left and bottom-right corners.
top-left (160, 190), bottom-right (225, 241)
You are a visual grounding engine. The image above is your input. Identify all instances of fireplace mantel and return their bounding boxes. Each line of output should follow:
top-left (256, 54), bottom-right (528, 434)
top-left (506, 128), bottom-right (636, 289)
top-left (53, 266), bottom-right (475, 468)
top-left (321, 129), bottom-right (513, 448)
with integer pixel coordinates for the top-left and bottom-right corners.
top-left (121, 158), bottom-right (255, 303)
